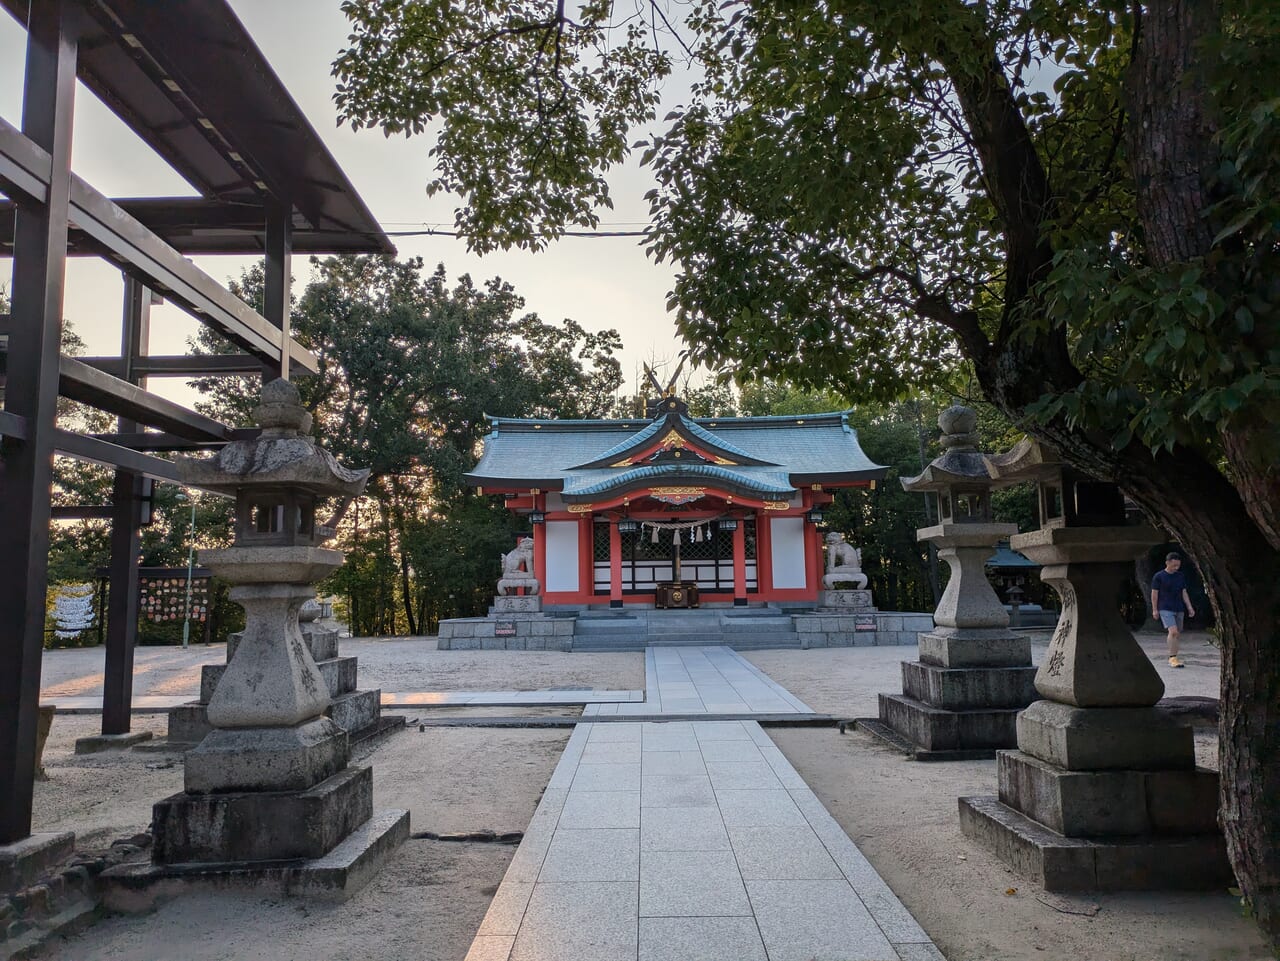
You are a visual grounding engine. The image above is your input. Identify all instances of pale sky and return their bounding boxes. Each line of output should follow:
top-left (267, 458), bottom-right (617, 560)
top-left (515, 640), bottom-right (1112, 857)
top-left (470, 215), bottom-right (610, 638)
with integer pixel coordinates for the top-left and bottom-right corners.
top-left (0, 1), bottom-right (691, 405)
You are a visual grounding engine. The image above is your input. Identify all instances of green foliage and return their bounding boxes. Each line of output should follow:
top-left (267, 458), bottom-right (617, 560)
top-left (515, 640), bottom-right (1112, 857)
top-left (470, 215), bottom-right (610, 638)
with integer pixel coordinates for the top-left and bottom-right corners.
top-left (333, 0), bottom-right (1279, 460)
top-left (333, 0), bottom-right (672, 252)
top-left (194, 255), bottom-right (624, 635)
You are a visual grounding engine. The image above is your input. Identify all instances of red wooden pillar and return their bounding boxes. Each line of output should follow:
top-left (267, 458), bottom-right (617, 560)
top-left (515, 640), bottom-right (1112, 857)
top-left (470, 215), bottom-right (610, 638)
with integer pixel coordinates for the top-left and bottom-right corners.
top-left (804, 517), bottom-right (822, 600)
top-left (757, 513), bottom-right (774, 595)
top-left (609, 522), bottom-right (623, 608)
top-left (732, 519), bottom-right (747, 606)
top-left (532, 495), bottom-right (546, 592)
top-left (579, 515), bottom-right (594, 600)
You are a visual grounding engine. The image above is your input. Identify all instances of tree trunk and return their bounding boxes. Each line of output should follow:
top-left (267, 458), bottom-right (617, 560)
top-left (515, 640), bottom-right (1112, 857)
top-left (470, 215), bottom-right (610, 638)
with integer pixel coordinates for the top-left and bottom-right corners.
top-left (1122, 449), bottom-right (1280, 947)
top-left (1120, 1), bottom-right (1280, 944)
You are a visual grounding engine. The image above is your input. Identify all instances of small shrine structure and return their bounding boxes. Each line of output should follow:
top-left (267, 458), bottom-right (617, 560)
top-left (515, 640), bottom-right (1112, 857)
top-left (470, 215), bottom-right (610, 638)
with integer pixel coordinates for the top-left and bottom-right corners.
top-left (465, 387), bottom-right (888, 610)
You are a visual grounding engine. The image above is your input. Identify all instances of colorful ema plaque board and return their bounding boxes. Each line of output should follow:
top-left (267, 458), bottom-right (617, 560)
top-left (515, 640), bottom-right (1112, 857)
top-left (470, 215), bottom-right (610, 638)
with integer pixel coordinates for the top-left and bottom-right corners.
top-left (136, 566), bottom-right (214, 624)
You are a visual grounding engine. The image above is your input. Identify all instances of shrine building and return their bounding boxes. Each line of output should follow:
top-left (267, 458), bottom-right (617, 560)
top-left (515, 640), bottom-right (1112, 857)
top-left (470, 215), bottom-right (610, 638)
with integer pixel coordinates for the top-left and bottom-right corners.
top-left (466, 395), bottom-right (888, 609)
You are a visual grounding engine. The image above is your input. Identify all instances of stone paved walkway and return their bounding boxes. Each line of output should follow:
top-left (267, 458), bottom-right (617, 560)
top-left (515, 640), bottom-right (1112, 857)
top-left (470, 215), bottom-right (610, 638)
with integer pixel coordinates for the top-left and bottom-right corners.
top-left (584, 647), bottom-right (813, 717)
top-left (464, 719), bottom-right (942, 961)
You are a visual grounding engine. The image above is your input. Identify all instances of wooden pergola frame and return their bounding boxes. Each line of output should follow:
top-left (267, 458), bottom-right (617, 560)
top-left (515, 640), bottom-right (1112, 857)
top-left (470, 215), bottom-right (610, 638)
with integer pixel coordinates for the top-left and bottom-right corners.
top-left (0, 0), bottom-right (393, 845)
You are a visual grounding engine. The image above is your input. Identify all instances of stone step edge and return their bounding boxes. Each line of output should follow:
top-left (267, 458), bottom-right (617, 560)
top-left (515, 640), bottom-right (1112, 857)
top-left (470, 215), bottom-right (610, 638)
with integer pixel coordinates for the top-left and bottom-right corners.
top-left (851, 717), bottom-right (1000, 762)
top-left (958, 795), bottom-right (1235, 893)
top-left (100, 809), bottom-right (410, 911)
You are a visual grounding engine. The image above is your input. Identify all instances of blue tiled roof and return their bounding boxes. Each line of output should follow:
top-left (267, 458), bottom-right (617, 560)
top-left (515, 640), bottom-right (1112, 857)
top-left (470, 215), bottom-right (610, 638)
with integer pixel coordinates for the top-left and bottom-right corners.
top-left (987, 544), bottom-right (1039, 568)
top-left (563, 465), bottom-right (796, 498)
top-left (467, 410), bottom-right (887, 487)
top-left (580, 413), bottom-right (762, 467)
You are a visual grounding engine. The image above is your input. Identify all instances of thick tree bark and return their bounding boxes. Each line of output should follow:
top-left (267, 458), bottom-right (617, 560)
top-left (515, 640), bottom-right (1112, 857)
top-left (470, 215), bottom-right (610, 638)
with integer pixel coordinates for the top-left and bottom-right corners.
top-left (1122, 1), bottom-right (1280, 944)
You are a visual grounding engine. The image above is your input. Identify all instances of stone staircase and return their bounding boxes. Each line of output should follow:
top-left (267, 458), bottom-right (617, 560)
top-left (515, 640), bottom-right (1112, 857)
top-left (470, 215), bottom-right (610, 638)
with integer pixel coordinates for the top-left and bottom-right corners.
top-left (167, 624), bottom-right (398, 746)
top-left (571, 608), bottom-right (801, 651)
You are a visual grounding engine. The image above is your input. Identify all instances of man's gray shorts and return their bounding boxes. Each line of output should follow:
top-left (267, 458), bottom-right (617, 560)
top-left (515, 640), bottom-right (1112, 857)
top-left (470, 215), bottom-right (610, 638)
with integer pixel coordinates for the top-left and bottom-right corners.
top-left (1160, 610), bottom-right (1185, 630)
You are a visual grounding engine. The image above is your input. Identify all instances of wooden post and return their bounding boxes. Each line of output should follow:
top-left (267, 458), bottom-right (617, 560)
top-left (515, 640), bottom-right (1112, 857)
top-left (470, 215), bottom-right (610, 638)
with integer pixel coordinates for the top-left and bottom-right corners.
top-left (609, 522), bottom-right (623, 608)
top-left (0, 0), bottom-right (77, 844)
top-left (733, 520), bottom-right (747, 606)
top-left (102, 277), bottom-right (151, 736)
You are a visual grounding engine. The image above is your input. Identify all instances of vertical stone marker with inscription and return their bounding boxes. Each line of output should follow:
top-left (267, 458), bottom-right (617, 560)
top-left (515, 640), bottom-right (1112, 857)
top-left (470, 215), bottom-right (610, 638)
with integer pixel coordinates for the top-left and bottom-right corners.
top-left (959, 438), bottom-right (1231, 891)
top-left (857, 406), bottom-right (1037, 759)
top-left (103, 380), bottom-right (408, 905)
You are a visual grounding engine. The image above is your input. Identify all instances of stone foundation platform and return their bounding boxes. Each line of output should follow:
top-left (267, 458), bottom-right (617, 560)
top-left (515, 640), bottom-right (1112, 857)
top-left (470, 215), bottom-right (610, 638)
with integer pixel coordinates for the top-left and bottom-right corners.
top-left (154, 765), bottom-right (373, 864)
top-left (101, 809), bottom-right (410, 908)
top-left (958, 795), bottom-right (1232, 891)
top-left (437, 609), bottom-right (935, 650)
top-left (0, 832), bottom-right (75, 894)
top-left (438, 613), bottom-right (575, 651)
top-left (792, 611), bottom-right (933, 648)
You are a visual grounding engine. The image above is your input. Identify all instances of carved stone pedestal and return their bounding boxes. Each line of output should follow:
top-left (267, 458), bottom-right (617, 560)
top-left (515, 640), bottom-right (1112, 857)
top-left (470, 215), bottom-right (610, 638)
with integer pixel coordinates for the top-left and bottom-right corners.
top-left (861, 523), bottom-right (1036, 760)
top-left (493, 594), bottom-right (543, 614)
top-left (818, 589), bottom-right (875, 611)
top-left (960, 525), bottom-right (1231, 891)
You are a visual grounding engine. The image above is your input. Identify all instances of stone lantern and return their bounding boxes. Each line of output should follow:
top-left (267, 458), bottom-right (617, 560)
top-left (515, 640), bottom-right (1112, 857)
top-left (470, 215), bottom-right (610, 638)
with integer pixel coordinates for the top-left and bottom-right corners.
top-left (959, 438), bottom-right (1229, 892)
top-left (122, 380), bottom-right (408, 896)
top-left (858, 406), bottom-right (1036, 759)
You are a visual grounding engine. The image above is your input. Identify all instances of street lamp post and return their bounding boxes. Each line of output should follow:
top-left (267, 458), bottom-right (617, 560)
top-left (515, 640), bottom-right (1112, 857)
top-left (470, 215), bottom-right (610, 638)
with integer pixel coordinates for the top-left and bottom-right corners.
top-left (175, 492), bottom-right (197, 648)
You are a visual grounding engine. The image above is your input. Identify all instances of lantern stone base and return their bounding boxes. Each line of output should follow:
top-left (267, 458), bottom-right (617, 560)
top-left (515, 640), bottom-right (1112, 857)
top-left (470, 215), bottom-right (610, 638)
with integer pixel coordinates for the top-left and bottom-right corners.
top-left (493, 594), bottom-right (543, 613)
top-left (166, 626), bottom-right (397, 747)
top-left (863, 693), bottom-right (1026, 759)
top-left (958, 795), bottom-right (1232, 892)
top-left (858, 626), bottom-right (1036, 760)
top-left (1016, 700), bottom-right (1194, 771)
top-left (102, 808), bottom-right (410, 908)
top-left (994, 750), bottom-right (1219, 837)
top-left (918, 629), bottom-right (1031, 668)
top-left (901, 660), bottom-right (1037, 711)
top-left (184, 717), bottom-right (348, 794)
top-left (154, 764), bottom-right (373, 864)
top-left (959, 699), bottom-right (1229, 891)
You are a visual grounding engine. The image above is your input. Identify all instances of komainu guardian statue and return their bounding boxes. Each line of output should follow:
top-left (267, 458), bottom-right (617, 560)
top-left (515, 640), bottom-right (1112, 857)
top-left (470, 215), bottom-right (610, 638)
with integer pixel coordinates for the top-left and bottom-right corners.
top-left (497, 537), bottom-right (540, 595)
top-left (823, 532), bottom-right (868, 589)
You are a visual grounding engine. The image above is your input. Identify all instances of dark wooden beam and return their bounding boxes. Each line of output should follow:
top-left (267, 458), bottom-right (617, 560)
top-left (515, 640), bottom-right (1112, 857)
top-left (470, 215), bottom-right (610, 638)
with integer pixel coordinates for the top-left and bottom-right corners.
top-left (87, 429), bottom-right (246, 451)
top-left (0, 0), bottom-right (77, 845)
top-left (76, 354), bottom-right (317, 378)
top-left (0, 409), bottom-right (27, 440)
top-left (0, 115), bottom-right (319, 375)
top-left (53, 430), bottom-right (182, 483)
top-left (51, 505), bottom-right (114, 520)
top-left (58, 355), bottom-right (232, 441)
top-left (102, 275), bottom-right (149, 736)
top-left (263, 200), bottom-right (293, 381)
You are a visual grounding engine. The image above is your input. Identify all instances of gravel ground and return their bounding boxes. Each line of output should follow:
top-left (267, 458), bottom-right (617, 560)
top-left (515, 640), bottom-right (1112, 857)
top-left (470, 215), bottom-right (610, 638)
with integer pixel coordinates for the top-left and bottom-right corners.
top-left (39, 635), bottom-right (644, 699)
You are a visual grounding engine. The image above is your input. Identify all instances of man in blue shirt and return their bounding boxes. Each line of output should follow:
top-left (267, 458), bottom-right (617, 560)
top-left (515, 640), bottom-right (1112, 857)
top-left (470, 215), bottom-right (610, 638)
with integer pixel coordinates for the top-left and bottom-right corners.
top-left (1151, 552), bottom-right (1196, 668)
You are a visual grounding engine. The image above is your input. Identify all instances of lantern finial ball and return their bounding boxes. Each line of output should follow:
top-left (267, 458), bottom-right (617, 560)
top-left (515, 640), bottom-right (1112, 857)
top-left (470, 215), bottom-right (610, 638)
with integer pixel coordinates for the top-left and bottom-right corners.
top-left (938, 405), bottom-right (979, 449)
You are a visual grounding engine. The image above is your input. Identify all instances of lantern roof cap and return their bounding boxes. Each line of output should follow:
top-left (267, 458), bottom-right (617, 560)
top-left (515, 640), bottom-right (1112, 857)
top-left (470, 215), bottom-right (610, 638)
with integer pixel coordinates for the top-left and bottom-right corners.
top-left (176, 379), bottom-right (369, 496)
top-left (900, 405), bottom-right (997, 493)
top-left (982, 437), bottom-right (1064, 484)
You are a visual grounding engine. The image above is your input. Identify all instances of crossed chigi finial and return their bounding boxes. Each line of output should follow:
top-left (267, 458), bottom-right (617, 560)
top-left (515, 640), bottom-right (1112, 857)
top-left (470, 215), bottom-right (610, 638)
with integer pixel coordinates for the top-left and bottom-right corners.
top-left (643, 357), bottom-right (687, 398)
